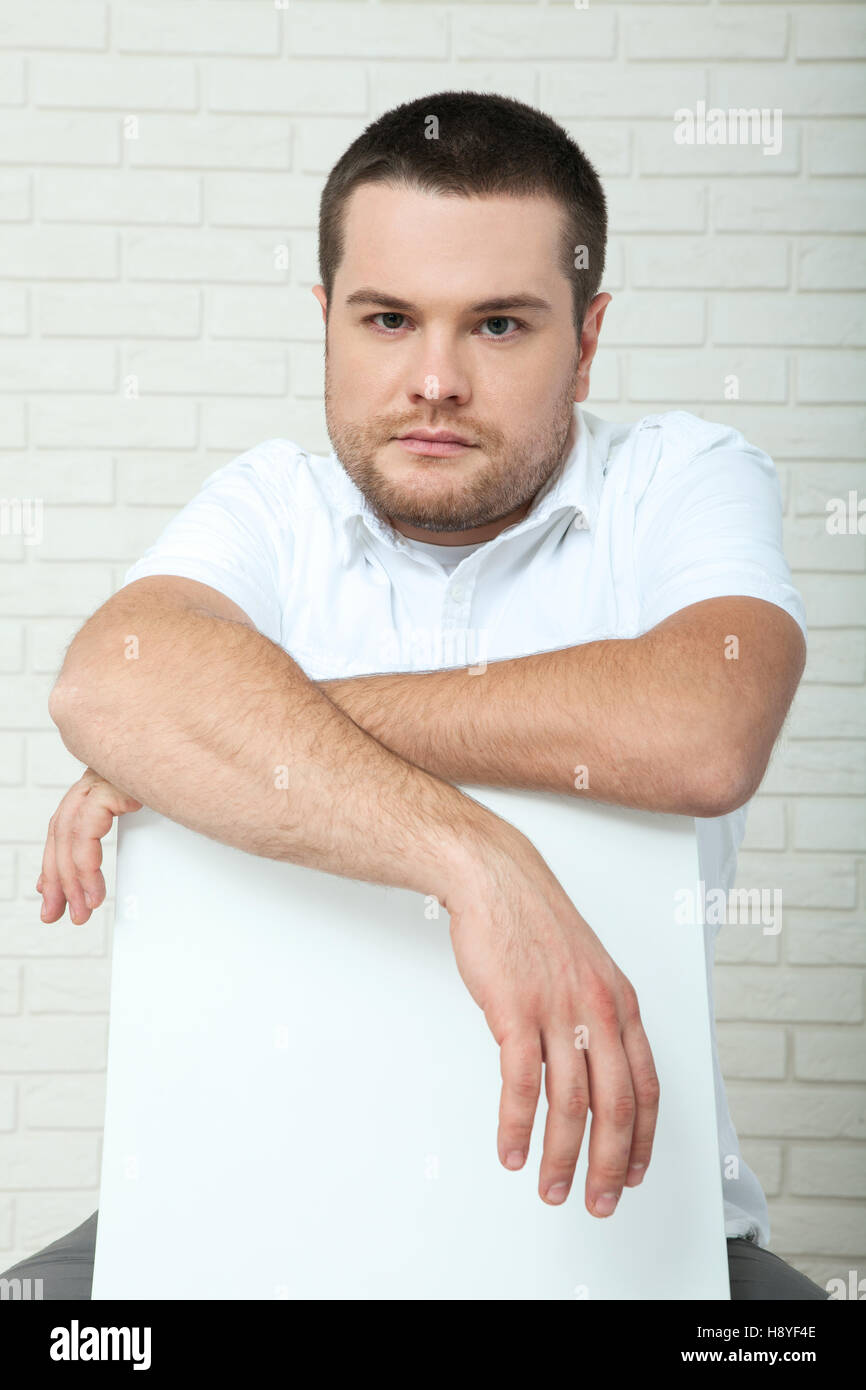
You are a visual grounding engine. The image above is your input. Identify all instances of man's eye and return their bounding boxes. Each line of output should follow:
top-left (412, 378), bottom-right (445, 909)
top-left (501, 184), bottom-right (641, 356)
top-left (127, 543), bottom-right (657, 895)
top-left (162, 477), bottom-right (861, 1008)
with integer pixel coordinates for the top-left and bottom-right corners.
top-left (367, 313), bottom-right (525, 338)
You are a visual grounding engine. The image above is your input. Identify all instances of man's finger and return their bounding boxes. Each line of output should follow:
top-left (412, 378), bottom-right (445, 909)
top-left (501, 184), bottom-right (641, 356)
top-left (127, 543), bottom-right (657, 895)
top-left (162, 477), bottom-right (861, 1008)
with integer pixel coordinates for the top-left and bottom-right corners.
top-left (582, 1023), bottom-right (636, 1219)
top-left (537, 1025), bottom-right (589, 1204)
top-left (620, 1016), bottom-right (660, 1186)
top-left (497, 1028), bottom-right (542, 1172)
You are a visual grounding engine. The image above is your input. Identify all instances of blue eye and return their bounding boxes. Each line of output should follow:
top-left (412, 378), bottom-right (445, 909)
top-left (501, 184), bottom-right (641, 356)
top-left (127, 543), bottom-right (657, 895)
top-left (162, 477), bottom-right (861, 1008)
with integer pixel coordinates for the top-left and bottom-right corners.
top-left (478, 317), bottom-right (518, 337)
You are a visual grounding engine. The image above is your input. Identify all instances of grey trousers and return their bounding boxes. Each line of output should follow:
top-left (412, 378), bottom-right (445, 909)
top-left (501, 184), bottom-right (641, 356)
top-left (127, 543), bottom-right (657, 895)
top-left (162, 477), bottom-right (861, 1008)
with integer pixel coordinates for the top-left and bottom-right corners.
top-left (0, 1210), bottom-right (830, 1300)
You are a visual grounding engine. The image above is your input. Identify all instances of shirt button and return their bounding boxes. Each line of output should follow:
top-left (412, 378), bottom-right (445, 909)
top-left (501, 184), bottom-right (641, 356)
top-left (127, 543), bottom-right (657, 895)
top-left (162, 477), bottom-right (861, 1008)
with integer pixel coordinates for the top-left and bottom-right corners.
top-left (451, 584), bottom-right (464, 601)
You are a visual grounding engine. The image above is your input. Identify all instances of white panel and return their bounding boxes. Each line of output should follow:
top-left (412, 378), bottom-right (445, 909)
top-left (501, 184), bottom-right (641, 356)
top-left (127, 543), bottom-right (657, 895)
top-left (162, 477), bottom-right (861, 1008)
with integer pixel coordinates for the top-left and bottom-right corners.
top-left (92, 789), bottom-right (729, 1300)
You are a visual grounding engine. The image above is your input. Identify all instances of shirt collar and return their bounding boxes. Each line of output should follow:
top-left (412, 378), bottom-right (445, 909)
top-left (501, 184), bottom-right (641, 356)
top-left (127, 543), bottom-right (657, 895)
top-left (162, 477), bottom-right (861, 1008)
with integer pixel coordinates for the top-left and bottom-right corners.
top-left (324, 403), bottom-right (604, 567)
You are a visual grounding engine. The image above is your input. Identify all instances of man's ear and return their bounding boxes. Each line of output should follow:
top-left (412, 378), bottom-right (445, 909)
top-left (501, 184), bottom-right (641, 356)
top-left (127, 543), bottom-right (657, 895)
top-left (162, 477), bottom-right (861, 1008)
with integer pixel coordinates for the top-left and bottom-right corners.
top-left (312, 284), bottom-right (328, 323)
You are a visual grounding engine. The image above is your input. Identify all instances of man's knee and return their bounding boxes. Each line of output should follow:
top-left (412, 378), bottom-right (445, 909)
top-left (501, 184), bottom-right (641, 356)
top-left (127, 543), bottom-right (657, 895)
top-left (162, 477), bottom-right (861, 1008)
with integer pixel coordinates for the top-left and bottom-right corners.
top-left (727, 1236), bottom-right (829, 1301)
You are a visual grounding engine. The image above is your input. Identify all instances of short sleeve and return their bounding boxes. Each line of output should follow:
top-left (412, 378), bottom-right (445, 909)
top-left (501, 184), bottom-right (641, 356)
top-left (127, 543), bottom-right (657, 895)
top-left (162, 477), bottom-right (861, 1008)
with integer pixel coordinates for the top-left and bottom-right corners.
top-left (633, 415), bottom-right (808, 643)
top-left (120, 440), bottom-right (295, 645)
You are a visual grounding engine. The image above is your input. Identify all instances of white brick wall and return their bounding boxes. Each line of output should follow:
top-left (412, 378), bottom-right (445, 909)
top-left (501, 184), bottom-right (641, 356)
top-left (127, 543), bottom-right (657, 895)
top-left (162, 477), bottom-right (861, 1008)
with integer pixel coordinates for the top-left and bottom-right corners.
top-left (0, 1), bottom-right (863, 1294)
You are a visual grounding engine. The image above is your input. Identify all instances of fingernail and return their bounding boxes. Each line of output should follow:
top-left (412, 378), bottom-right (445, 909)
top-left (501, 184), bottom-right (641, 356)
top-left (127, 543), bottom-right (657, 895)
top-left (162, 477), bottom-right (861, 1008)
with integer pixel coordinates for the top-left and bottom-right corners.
top-left (40, 905), bottom-right (48, 921)
top-left (545, 1182), bottom-right (569, 1204)
top-left (84, 892), bottom-right (93, 909)
top-left (627, 1163), bottom-right (645, 1184)
top-left (505, 1150), bottom-right (524, 1170)
top-left (594, 1191), bottom-right (619, 1216)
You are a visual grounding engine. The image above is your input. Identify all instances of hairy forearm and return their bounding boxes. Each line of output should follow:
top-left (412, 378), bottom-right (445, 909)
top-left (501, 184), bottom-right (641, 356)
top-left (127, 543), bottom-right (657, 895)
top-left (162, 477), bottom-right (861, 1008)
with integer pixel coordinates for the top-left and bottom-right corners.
top-left (318, 600), bottom-right (802, 818)
top-left (48, 598), bottom-right (500, 903)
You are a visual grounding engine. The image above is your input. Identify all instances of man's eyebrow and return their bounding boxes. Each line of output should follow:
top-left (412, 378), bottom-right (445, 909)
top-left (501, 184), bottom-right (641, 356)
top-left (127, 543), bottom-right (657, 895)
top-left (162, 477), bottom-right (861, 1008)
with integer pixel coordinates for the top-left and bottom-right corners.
top-left (344, 288), bottom-right (554, 316)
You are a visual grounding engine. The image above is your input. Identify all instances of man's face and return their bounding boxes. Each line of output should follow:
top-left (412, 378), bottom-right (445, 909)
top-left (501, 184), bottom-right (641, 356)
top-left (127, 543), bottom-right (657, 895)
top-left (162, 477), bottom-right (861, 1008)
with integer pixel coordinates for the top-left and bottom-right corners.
top-left (313, 183), bottom-right (608, 543)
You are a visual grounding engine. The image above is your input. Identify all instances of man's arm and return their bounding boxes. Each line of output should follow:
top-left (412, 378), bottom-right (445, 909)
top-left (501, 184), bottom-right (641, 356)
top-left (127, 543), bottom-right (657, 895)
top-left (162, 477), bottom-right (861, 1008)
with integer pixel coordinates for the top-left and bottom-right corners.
top-left (47, 575), bottom-right (489, 899)
top-left (316, 596), bottom-right (806, 818)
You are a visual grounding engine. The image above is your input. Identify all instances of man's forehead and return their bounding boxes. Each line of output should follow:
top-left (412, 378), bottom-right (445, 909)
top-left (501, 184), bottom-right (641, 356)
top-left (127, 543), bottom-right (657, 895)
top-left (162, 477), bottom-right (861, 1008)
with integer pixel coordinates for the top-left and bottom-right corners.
top-left (336, 182), bottom-right (566, 301)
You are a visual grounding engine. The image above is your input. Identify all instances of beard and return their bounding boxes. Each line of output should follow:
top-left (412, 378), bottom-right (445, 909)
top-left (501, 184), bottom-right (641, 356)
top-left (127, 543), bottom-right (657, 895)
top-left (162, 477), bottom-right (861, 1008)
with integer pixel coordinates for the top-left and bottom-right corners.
top-left (323, 353), bottom-right (581, 535)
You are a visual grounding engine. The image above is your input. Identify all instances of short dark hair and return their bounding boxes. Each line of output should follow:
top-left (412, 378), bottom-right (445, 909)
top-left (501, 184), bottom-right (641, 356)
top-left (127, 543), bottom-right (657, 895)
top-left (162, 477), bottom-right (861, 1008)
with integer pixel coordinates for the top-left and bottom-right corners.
top-left (318, 90), bottom-right (607, 340)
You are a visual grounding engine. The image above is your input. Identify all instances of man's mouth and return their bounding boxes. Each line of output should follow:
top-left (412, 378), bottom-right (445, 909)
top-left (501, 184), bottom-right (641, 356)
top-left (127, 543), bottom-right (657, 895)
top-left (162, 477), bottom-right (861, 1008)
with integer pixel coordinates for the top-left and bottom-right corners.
top-left (394, 430), bottom-right (477, 457)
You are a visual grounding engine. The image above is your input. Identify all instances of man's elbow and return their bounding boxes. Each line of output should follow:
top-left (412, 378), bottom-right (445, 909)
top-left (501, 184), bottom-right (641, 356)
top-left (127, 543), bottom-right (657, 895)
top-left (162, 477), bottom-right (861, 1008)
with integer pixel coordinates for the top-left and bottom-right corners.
top-left (48, 675), bottom-right (89, 757)
top-left (690, 749), bottom-right (764, 819)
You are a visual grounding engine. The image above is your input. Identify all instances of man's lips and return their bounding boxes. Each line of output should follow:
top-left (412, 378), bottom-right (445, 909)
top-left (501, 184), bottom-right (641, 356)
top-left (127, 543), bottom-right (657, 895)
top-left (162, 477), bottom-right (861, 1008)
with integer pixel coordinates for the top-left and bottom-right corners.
top-left (394, 432), bottom-right (476, 457)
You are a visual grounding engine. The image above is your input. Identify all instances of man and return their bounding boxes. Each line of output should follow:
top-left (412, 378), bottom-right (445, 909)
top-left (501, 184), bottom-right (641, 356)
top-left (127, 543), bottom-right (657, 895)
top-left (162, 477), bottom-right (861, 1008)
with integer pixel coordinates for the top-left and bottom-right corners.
top-left (5, 92), bottom-right (826, 1300)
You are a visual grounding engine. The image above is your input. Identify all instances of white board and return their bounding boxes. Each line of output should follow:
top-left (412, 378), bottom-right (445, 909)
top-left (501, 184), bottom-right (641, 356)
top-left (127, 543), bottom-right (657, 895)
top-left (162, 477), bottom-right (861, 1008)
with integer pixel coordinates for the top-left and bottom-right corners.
top-left (92, 789), bottom-right (729, 1300)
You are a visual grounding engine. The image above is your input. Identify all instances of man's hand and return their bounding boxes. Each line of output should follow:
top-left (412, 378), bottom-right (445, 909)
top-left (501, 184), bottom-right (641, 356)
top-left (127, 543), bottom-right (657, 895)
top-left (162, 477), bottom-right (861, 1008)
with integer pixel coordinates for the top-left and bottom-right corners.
top-left (36, 769), bottom-right (142, 925)
top-left (442, 823), bottom-right (659, 1216)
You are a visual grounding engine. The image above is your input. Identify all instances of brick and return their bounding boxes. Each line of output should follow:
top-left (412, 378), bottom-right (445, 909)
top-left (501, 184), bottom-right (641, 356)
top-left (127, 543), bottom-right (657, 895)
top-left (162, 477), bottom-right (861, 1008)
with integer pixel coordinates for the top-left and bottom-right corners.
top-left (637, 124), bottom-right (799, 176)
top-left (796, 353), bottom-right (866, 404)
top-left (713, 293), bottom-right (865, 347)
top-left (714, 923), bottom-right (780, 965)
top-left (289, 4), bottom-right (448, 59)
top-left (128, 115), bottom-right (292, 171)
top-left (0, 848), bottom-right (14, 900)
top-left (785, 915), bottom-right (866, 966)
top-left (0, 2), bottom-right (105, 49)
top-left (30, 503), bottom-right (180, 562)
top-left (713, 65), bottom-right (866, 118)
top-left (0, 563), bottom-right (114, 618)
top-left (704, 403), bottom-right (866, 459)
top-left (26, 961), bottom-right (111, 1013)
top-left (115, 453), bottom-right (219, 506)
top-left (0, 680), bottom-right (56, 732)
top-left (20, 1075), bottom-right (106, 1129)
top-left (794, 1028), bottom-right (866, 1082)
top-left (34, 57), bottom-right (196, 111)
top-left (0, 963), bottom-right (19, 1015)
top-left (787, 686), bottom-right (866, 739)
top-left (715, 967), bottom-right (861, 1023)
top-left (369, 65), bottom-right (535, 119)
top-left (0, 345), bottom-right (116, 397)
top-left (626, 8), bottom-right (787, 60)
top-left (33, 401), bottom-right (197, 452)
top-left (713, 181), bottom-right (866, 233)
top-left (208, 58), bottom-right (365, 115)
top-left (0, 286), bottom-right (28, 335)
top-left (40, 169), bottom-right (199, 225)
top-left (597, 293), bottom-right (704, 345)
top-left (0, 55), bottom-right (24, 105)
top-left (793, 799), bottom-right (866, 852)
top-left (27, 732), bottom-right (89, 786)
top-left (630, 237), bottom-right (788, 289)
top-left (0, 624), bottom-right (23, 673)
top-left (808, 122), bottom-right (866, 176)
top-left (762, 740), bottom-right (865, 797)
top-left (116, 1), bottom-right (279, 56)
top-left (0, 228), bottom-right (118, 280)
top-left (562, 122), bottom-right (631, 178)
top-left (608, 179), bottom-right (706, 232)
top-left (0, 172), bottom-right (30, 221)
top-left (297, 117), bottom-right (368, 175)
top-left (122, 346), bottom-right (286, 399)
top-left (716, 1023), bottom-right (786, 1079)
top-left (735, 852), bottom-right (857, 910)
top-left (783, 516), bottom-right (865, 573)
top-left (0, 734), bottom-right (24, 785)
top-left (205, 173), bottom-right (319, 228)
top-left (201, 400), bottom-right (313, 453)
top-left (0, 1017), bottom-right (107, 1072)
top-left (727, 1083), bottom-right (866, 1138)
top-left (454, 8), bottom-right (615, 60)
top-left (0, 112), bottom-right (118, 165)
top-left (789, 1144), bottom-right (866, 1198)
top-left (625, 353), bottom-right (789, 405)
top-left (0, 1081), bottom-right (15, 1132)
top-left (208, 286), bottom-right (323, 341)
top-left (802, 630), bottom-right (866, 685)
top-left (0, 906), bottom-right (106, 958)
top-left (0, 456), bottom-right (113, 506)
top-left (0, 1196), bottom-right (11, 1248)
top-left (543, 64), bottom-right (709, 118)
top-left (39, 285), bottom-right (200, 338)
top-left (126, 229), bottom-right (290, 283)
top-left (767, 1201), bottom-right (866, 1257)
top-left (0, 1133), bottom-right (100, 1189)
top-left (793, 576), bottom-right (866, 627)
top-left (13, 1195), bottom-right (100, 1257)
top-left (797, 238), bottom-right (866, 290)
top-left (740, 796), bottom-right (786, 850)
top-left (795, 7), bottom-right (866, 60)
